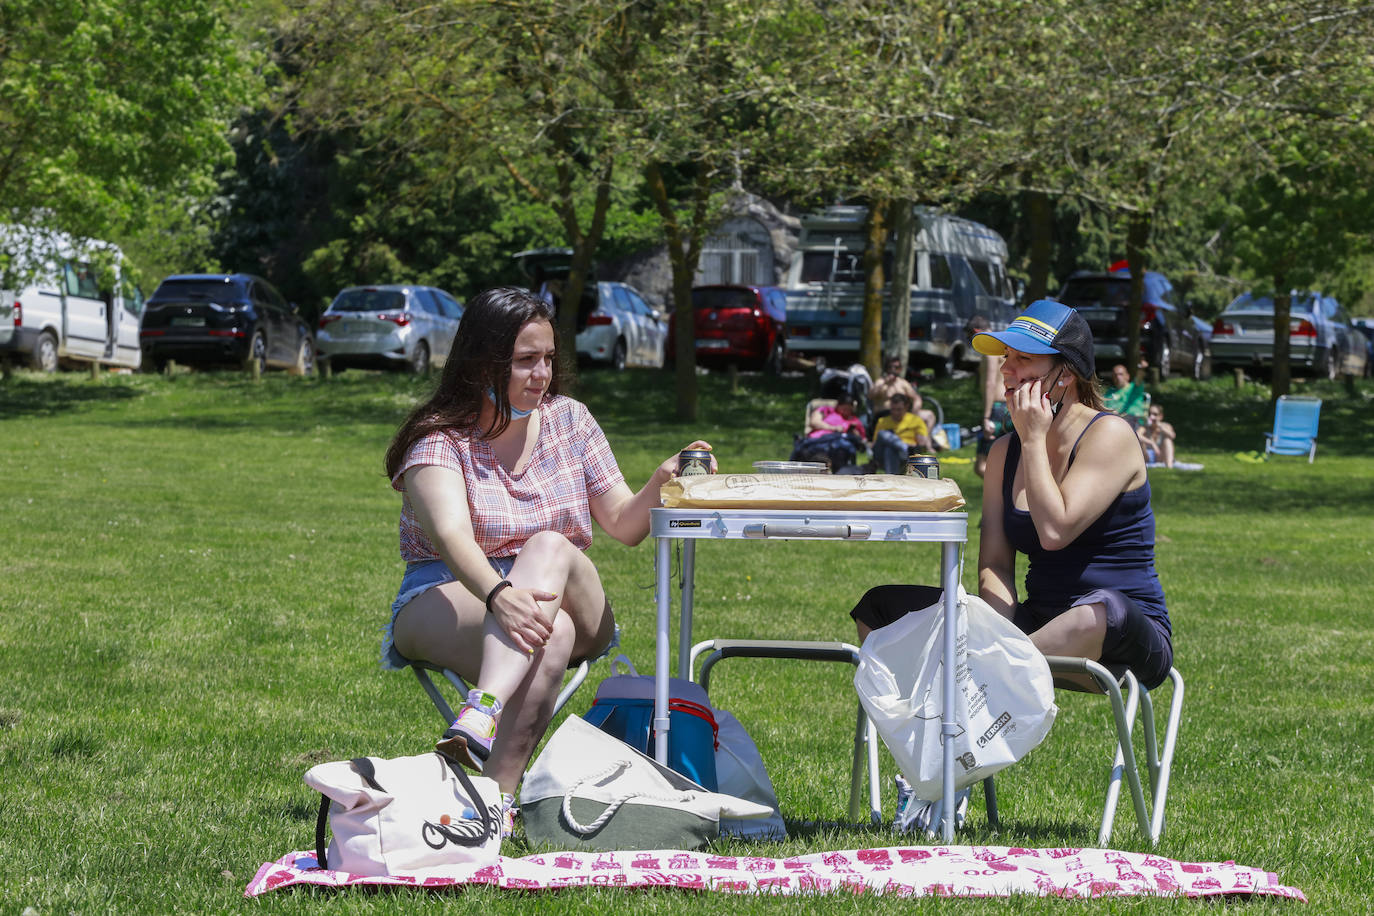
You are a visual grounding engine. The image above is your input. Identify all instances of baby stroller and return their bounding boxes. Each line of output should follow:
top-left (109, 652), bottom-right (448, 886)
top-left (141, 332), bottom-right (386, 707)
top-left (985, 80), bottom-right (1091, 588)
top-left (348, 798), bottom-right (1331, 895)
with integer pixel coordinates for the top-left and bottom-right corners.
top-left (818, 364), bottom-right (873, 407)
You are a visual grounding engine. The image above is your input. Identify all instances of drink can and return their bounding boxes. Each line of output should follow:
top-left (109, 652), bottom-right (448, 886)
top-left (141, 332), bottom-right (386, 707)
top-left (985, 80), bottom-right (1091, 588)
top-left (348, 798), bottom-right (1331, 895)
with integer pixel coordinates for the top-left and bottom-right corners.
top-left (905, 452), bottom-right (940, 479)
top-left (677, 448), bottom-right (712, 477)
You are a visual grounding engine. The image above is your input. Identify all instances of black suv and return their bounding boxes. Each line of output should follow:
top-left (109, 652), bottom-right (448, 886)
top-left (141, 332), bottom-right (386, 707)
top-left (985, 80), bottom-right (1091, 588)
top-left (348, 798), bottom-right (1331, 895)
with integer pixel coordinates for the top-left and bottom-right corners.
top-left (140, 274), bottom-right (314, 374)
top-left (1056, 267), bottom-right (1209, 380)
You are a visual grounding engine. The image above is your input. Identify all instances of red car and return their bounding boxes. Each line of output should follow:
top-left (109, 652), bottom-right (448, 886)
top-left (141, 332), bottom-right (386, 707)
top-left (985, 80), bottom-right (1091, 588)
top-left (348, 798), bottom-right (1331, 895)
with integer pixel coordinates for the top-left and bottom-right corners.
top-left (668, 284), bottom-right (788, 373)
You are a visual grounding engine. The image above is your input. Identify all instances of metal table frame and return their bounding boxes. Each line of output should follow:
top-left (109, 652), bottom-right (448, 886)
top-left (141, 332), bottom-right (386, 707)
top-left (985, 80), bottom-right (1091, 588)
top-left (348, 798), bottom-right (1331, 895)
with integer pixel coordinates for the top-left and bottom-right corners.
top-left (651, 506), bottom-right (968, 841)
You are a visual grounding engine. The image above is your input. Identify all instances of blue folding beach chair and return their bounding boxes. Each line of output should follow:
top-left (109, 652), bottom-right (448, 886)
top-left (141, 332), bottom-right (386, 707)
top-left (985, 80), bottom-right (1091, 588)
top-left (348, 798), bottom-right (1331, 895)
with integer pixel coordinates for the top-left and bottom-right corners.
top-left (1264, 396), bottom-right (1321, 463)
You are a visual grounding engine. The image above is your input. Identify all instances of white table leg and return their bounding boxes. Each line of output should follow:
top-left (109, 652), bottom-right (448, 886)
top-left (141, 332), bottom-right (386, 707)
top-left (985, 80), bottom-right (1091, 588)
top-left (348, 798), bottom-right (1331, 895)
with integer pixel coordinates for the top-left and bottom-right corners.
top-left (678, 540), bottom-right (696, 680)
top-left (654, 534), bottom-right (672, 765)
top-left (940, 541), bottom-right (960, 842)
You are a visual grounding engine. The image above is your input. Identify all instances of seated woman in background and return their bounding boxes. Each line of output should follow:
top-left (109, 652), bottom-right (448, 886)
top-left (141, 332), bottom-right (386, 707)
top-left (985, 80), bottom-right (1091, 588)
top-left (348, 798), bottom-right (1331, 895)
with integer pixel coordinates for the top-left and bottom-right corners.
top-left (381, 287), bottom-right (712, 834)
top-left (849, 300), bottom-right (1172, 833)
top-left (1136, 403), bottom-right (1177, 468)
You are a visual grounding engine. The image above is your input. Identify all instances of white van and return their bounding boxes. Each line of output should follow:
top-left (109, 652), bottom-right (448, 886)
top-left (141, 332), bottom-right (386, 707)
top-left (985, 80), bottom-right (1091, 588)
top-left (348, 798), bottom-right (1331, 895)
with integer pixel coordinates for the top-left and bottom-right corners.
top-left (783, 205), bottom-right (1017, 374)
top-left (0, 225), bottom-right (144, 372)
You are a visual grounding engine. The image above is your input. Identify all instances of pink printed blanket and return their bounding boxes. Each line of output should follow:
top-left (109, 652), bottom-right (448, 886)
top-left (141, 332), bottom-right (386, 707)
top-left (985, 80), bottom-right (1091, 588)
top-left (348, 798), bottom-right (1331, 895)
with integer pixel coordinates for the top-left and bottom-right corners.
top-left (247, 846), bottom-right (1305, 900)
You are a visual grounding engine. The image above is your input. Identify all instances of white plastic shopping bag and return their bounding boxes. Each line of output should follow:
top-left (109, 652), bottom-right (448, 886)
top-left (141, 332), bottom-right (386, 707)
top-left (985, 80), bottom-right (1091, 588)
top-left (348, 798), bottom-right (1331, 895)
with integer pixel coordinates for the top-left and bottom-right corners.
top-left (853, 588), bottom-right (1057, 799)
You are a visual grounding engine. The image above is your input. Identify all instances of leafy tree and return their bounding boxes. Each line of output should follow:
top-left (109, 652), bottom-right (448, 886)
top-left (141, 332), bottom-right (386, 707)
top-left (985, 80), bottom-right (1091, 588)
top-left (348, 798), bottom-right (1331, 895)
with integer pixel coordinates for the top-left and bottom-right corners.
top-left (287, 0), bottom-right (667, 381)
top-left (0, 0), bottom-right (257, 245)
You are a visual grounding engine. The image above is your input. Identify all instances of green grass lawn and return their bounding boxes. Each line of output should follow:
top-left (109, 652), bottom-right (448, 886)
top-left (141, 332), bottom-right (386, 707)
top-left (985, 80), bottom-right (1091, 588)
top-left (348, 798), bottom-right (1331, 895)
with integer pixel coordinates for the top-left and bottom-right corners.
top-left (1, 364), bottom-right (1371, 913)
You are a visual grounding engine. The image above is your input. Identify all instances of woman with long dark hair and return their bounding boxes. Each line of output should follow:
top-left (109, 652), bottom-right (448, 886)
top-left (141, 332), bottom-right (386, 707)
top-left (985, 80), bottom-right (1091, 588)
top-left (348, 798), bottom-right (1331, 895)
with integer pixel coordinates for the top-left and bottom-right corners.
top-left (382, 287), bottom-right (711, 833)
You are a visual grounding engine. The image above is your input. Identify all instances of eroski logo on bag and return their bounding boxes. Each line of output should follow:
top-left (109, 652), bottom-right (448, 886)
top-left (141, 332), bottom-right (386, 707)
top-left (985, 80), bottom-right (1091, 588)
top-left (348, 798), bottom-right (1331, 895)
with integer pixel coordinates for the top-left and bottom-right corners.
top-left (976, 711), bottom-right (1012, 748)
top-left (422, 803), bottom-right (500, 848)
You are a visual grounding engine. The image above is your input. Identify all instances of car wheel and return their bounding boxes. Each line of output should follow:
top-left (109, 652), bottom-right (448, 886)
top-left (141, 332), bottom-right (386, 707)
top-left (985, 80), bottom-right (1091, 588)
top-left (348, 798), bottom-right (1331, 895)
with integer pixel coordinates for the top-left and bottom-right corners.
top-left (290, 335), bottom-right (315, 376)
top-left (612, 338), bottom-right (627, 371)
top-left (242, 330), bottom-right (267, 374)
top-left (409, 341), bottom-right (430, 376)
top-left (29, 331), bottom-right (58, 372)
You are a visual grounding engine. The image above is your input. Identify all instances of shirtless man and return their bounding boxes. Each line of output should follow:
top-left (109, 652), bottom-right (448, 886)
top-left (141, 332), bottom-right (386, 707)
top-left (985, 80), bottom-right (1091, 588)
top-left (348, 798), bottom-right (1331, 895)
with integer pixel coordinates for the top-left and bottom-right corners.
top-left (870, 355), bottom-right (937, 438)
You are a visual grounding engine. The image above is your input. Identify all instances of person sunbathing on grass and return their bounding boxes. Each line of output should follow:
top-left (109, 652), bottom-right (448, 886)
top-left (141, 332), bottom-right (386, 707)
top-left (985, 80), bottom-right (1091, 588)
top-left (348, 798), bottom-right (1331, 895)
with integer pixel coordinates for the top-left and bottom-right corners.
top-left (848, 300), bottom-right (1173, 836)
top-left (380, 286), bottom-right (713, 836)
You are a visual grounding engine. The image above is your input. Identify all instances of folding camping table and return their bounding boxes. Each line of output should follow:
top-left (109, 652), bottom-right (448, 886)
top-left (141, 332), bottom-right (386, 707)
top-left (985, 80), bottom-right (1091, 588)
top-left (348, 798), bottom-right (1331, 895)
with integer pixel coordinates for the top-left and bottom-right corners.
top-left (650, 506), bottom-right (968, 841)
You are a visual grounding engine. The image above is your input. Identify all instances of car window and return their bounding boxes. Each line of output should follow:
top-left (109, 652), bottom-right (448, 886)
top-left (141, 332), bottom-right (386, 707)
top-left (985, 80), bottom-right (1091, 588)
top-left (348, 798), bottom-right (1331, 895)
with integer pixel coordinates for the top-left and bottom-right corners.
top-left (121, 276), bottom-right (145, 316)
top-left (330, 289), bottom-right (406, 312)
top-left (928, 254), bottom-right (953, 291)
top-left (411, 288), bottom-right (439, 314)
top-left (1060, 278), bottom-right (1129, 307)
top-left (254, 278), bottom-right (288, 311)
top-left (692, 287), bottom-right (755, 310)
top-left (623, 288), bottom-right (653, 317)
top-left (968, 259), bottom-right (995, 295)
top-left (610, 286), bottom-right (635, 317)
top-left (151, 278), bottom-right (240, 301)
top-left (434, 290), bottom-right (464, 319)
top-left (64, 261), bottom-right (101, 299)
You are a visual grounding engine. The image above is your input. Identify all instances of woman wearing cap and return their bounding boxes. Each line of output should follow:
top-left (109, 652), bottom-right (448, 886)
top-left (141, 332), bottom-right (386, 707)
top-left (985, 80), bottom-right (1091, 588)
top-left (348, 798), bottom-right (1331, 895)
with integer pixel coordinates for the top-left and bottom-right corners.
top-left (847, 299), bottom-right (1172, 835)
top-left (970, 299), bottom-right (1172, 692)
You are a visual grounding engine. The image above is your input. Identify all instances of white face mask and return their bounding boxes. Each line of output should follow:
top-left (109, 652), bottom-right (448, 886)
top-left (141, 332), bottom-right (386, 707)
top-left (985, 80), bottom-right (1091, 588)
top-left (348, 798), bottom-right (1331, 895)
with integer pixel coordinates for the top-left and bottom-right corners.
top-left (487, 387), bottom-right (534, 419)
top-left (1045, 366), bottom-right (1068, 417)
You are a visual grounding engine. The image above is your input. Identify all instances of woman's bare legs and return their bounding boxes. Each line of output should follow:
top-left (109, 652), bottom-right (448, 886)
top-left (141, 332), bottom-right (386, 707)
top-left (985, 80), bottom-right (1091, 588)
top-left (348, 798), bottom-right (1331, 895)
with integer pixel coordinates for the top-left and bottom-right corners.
top-left (1028, 602), bottom-right (1108, 690)
top-left (392, 532), bottom-right (614, 792)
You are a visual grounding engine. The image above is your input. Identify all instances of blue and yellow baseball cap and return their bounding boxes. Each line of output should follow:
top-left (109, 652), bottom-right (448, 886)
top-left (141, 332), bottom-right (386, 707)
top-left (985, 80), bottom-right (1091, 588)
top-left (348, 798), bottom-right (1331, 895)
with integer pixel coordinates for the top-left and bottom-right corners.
top-left (972, 299), bottom-right (1096, 379)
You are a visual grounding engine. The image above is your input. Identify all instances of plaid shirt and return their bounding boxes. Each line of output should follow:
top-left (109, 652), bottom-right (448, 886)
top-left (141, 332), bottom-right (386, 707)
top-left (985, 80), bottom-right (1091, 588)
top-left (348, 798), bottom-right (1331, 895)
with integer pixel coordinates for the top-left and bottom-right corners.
top-left (392, 395), bottom-right (624, 562)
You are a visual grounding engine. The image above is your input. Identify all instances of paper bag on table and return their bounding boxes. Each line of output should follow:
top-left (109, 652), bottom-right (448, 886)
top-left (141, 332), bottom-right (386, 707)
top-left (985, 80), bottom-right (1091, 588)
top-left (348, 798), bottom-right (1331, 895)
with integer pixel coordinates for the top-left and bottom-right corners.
top-left (660, 472), bottom-right (964, 512)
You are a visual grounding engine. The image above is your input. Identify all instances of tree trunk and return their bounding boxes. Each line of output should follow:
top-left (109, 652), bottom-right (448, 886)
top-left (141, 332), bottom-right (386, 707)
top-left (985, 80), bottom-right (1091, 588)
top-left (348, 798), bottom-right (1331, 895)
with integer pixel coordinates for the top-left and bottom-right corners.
top-left (860, 198), bottom-right (890, 378)
top-left (1272, 274), bottom-right (1291, 399)
top-left (645, 161), bottom-right (706, 422)
top-left (553, 161), bottom-right (616, 391)
top-left (1025, 187), bottom-right (1053, 303)
top-left (1124, 211), bottom-right (1151, 377)
top-left (884, 200), bottom-right (916, 375)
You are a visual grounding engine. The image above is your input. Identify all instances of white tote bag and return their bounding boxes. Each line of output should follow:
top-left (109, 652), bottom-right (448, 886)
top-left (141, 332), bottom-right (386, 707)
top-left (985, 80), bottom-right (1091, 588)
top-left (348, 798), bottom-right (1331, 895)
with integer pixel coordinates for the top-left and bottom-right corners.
top-left (305, 752), bottom-right (502, 876)
top-left (854, 588), bottom-right (1057, 799)
top-left (521, 715), bottom-right (773, 851)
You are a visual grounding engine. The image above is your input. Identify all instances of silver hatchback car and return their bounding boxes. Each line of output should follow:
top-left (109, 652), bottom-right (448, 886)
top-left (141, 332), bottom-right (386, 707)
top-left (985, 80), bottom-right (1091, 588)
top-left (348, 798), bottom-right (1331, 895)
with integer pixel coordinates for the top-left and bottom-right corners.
top-left (316, 285), bottom-right (463, 374)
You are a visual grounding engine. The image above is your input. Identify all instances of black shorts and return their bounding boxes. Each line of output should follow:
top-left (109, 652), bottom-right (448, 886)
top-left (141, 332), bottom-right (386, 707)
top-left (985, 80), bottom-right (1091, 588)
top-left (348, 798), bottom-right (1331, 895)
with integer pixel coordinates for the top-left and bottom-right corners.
top-left (849, 584), bottom-right (1174, 690)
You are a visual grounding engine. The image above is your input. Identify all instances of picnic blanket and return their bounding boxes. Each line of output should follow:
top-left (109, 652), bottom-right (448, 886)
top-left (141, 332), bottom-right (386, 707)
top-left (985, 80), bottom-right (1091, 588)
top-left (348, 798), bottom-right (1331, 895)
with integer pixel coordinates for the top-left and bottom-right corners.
top-left (246, 846), bottom-right (1305, 900)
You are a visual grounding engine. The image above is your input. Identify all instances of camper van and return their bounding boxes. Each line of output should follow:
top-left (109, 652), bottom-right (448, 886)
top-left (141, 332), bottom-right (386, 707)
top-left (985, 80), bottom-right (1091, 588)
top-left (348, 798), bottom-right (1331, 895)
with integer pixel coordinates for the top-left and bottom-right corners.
top-left (0, 226), bottom-right (143, 372)
top-left (783, 206), bottom-right (1017, 374)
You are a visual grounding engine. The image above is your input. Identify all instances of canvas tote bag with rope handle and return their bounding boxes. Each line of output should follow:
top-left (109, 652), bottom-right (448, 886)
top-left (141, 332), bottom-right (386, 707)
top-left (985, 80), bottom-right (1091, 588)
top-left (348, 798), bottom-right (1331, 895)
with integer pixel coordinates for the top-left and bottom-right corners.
top-left (521, 715), bottom-right (772, 851)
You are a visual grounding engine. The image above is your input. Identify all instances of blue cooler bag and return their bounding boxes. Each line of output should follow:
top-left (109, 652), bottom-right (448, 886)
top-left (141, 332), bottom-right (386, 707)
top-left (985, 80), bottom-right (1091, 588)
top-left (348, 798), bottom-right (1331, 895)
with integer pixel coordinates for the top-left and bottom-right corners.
top-left (582, 655), bottom-right (719, 791)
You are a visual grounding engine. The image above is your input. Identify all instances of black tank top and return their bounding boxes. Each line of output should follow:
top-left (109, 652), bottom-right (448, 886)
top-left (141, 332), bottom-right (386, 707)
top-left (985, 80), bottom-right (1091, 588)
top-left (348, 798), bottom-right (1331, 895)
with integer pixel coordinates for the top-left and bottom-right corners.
top-left (1002, 412), bottom-right (1169, 630)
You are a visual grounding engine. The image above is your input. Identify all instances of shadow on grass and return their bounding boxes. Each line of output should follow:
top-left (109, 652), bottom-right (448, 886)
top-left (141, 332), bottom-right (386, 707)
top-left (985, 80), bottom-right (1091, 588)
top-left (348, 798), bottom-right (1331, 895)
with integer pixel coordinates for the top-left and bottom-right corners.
top-left (0, 373), bottom-right (143, 418)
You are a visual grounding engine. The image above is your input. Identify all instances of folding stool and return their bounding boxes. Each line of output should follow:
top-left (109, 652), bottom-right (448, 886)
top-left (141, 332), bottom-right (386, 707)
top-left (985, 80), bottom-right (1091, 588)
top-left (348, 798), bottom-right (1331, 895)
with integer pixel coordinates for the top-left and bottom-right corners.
top-left (1040, 656), bottom-right (1185, 845)
top-left (687, 638), bottom-right (883, 824)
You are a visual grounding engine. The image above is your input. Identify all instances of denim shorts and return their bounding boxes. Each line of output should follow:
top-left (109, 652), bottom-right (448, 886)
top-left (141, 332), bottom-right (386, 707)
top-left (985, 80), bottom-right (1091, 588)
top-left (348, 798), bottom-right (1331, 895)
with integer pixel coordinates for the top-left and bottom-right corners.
top-left (380, 556), bottom-right (515, 670)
